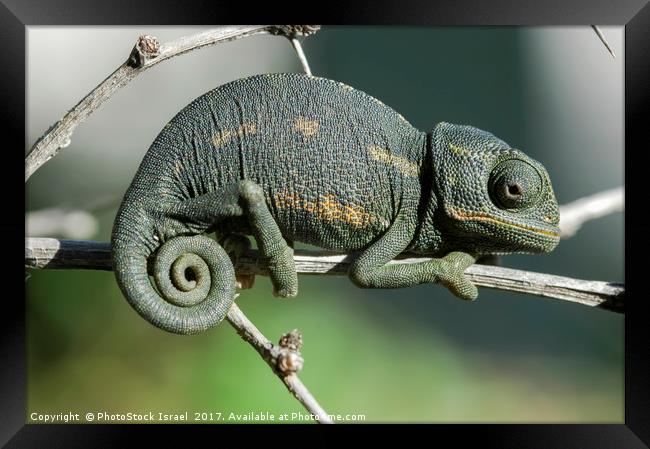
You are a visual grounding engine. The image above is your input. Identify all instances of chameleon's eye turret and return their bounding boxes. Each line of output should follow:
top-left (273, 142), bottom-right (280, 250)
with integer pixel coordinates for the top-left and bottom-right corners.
top-left (428, 121), bottom-right (560, 255)
top-left (488, 159), bottom-right (542, 210)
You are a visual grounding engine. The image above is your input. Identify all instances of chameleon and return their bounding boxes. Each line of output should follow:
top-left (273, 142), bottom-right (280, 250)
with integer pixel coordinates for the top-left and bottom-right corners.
top-left (111, 72), bottom-right (561, 335)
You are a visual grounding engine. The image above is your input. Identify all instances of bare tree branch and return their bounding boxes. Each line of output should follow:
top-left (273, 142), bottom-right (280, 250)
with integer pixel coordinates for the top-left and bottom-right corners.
top-left (24, 25), bottom-right (320, 181)
top-left (225, 304), bottom-right (333, 423)
top-left (25, 237), bottom-right (624, 313)
top-left (591, 25), bottom-right (616, 59)
top-left (289, 38), bottom-right (312, 75)
top-left (26, 238), bottom-right (111, 270)
top-left (559, 187), bottom-right (624, 238)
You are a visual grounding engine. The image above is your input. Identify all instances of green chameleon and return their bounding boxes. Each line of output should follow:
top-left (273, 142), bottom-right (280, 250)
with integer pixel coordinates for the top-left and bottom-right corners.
top-left (112, 73), bottom-right (561, 335)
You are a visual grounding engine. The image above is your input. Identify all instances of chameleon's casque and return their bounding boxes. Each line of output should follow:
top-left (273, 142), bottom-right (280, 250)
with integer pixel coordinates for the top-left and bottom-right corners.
top-left (112, 73), bottom-right (560, 334)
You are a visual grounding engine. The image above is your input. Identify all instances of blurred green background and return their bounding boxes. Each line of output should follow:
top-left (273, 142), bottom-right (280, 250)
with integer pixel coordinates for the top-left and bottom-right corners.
top-left (26, 26), bottom-right (623, 423)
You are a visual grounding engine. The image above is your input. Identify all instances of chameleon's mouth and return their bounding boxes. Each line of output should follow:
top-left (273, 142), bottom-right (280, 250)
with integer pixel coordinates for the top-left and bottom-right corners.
top-left (447, 206), bottom-right (561, 240)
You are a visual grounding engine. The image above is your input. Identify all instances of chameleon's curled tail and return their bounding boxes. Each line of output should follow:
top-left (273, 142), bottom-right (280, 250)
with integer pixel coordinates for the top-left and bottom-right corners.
top-left (112, 234), bottom-right (236, 335)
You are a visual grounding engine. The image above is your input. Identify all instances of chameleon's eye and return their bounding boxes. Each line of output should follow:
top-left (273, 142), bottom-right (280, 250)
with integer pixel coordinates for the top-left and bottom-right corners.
top-left (489, 159), bottom-right (542, 210)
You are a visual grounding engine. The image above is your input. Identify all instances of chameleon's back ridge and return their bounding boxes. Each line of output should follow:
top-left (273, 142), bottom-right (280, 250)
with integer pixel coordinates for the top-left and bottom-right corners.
top-left (112, 72), bottom-right (561, 334)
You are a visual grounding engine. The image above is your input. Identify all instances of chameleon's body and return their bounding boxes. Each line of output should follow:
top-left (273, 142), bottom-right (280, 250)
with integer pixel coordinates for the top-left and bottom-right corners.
top-left (112, 73), bottom-right (560, 334)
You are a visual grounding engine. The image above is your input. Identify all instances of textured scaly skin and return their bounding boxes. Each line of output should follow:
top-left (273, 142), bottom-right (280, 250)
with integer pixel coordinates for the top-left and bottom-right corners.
top-left (111, 73), bottom-right (561, 335)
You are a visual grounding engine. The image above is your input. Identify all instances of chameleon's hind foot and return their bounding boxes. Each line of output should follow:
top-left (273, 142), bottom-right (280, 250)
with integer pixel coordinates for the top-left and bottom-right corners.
top-left (221, 234), bottom-right (255, 291)
top-left (233, 179), bottom-right (298, 297)
top-left (268, 246), bottom-right (298, 298)
top-left (434, 252), bottom-right (478, 301)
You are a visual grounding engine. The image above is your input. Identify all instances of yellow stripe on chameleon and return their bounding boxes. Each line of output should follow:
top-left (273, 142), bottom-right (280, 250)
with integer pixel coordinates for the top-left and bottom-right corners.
top-left (212, 123), bottom-right (257, 148)
top-left (367, 145), bottom-right (420, 177)
top-left (448, 142), bottom-right (473, 156)
top-left (293, 117), bottom-right (319, 137)
top-left (273, 192), bottom-right (389, 228)
top-left (447, 206), bottom-right (561, 238)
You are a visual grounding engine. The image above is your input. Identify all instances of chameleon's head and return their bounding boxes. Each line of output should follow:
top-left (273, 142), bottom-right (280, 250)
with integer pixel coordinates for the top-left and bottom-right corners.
top-left (430, 122), bottom-right (560, 255)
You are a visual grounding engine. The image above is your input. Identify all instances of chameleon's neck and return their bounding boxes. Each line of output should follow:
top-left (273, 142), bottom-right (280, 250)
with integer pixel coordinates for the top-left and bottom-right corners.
top-left (408, 131), bottom-right (445, 255)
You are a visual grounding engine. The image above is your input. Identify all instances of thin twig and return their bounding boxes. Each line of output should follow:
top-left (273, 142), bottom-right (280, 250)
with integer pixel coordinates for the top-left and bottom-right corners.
top-left (24, 25), bottom-right (320, 181)
top-left (25, 237), bottom-right (624, 313)
top-left (225, 304), bottom-right (333, 423)
top-left (289, 38), bottom-right (312, 75)
top-left (559, 187), bottom-right (623, 238)
top-left (591, 25), bottom-right (616, 59)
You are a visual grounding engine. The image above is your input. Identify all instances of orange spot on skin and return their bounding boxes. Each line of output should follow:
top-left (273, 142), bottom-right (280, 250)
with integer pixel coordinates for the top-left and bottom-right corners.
top-left (293, 117), bottom-right (319, 137)
top-left (273, 192), bottom-right (383, 228)
top-left (367, 145), bottom-right (420, 177)
top-left (212, 123), bottom-right (257, 148)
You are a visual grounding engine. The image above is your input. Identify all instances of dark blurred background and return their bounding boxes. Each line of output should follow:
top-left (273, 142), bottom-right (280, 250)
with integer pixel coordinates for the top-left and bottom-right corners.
top-left (26, 26), bottom-right (623, 422)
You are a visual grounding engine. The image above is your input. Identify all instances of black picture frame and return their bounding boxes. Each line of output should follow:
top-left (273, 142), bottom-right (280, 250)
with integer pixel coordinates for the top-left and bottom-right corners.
top-left (6, 0), bottom-right (648, 445)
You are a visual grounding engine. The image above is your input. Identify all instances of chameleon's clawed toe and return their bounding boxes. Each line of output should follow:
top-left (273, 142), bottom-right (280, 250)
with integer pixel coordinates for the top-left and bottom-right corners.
top-left (272, 285), bottom-right (298, 298)
top-left (437, 252), bottom-right (479, 301)
top-left (268, 247), bottom-right (299, 299)
top-left (450, 278), bottom-right (478, 301)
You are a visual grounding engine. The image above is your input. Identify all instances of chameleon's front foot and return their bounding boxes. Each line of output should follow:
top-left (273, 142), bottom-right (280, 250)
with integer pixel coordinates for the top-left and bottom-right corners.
top-left (349, 230), bottom-right (478, 300)
top-left (268, 246), bottom-right (298, 298)
top-left (431, 252), bottom-right (478, 300)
